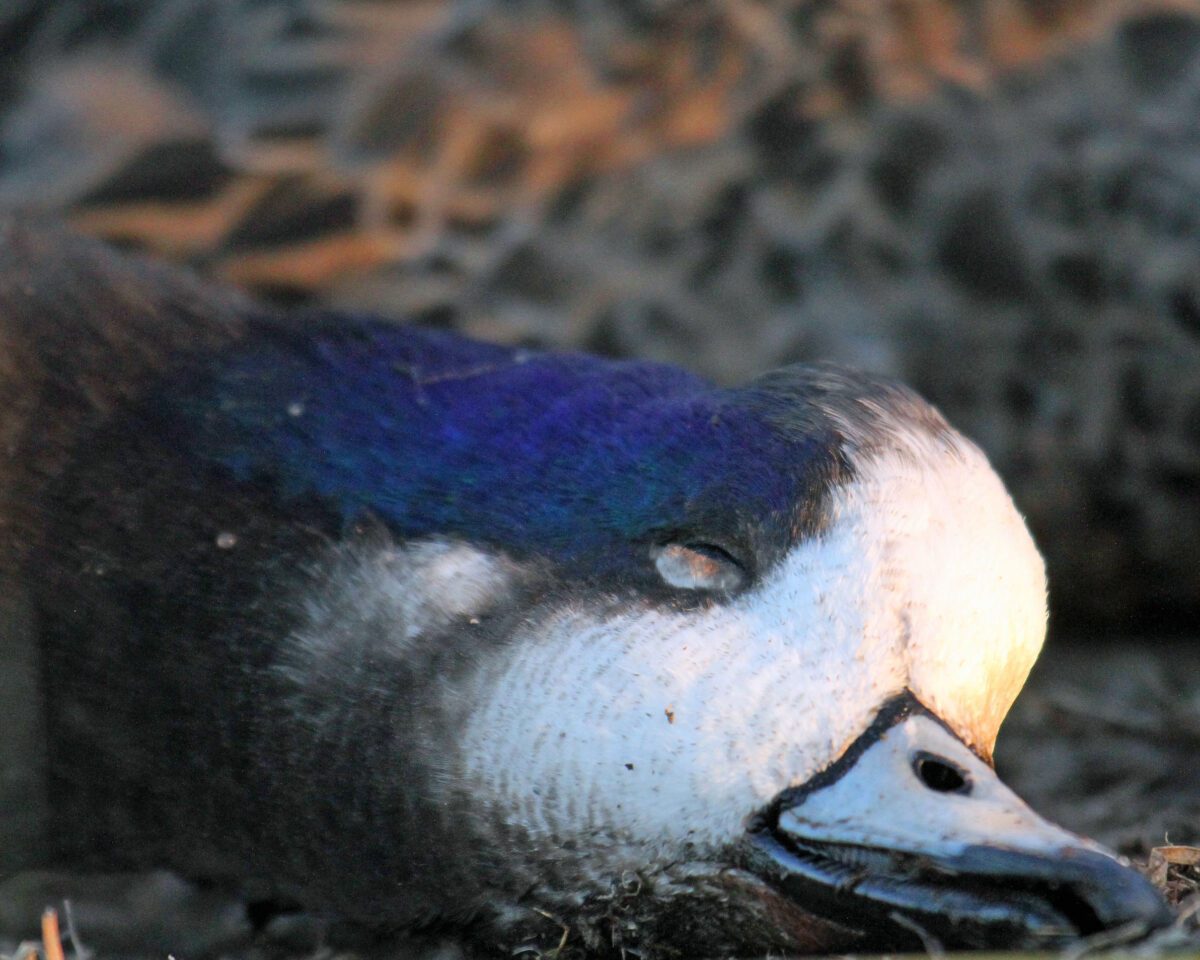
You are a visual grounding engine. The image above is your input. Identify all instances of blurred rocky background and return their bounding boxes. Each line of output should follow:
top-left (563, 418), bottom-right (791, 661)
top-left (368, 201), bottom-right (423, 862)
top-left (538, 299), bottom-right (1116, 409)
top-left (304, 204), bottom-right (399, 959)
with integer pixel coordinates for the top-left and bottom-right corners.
top-left (1, 0), bottom-right (1198, 633)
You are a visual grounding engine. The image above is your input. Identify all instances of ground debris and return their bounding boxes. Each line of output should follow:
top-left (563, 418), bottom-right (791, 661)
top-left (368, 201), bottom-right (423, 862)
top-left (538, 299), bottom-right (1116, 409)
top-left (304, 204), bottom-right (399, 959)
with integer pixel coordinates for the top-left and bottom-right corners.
top-left (1147, 845), bottom-right (1200, 910)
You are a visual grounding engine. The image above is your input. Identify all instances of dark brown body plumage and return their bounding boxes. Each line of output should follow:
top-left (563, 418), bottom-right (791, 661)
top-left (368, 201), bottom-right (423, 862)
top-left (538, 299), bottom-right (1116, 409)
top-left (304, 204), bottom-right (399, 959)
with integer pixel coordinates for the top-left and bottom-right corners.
top-left (0, 220), bottom-right (247, 875)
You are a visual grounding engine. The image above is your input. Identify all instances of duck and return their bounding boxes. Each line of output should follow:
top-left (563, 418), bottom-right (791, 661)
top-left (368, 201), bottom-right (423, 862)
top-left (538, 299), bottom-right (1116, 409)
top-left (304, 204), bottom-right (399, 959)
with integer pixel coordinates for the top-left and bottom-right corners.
top-left (0, 220), bottom-right (1170, 957)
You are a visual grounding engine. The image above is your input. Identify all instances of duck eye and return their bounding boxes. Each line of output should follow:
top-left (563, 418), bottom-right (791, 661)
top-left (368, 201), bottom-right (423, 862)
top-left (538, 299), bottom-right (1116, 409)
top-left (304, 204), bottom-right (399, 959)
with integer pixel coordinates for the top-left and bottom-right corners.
top-left (652, 542), bottom-right (747, 592)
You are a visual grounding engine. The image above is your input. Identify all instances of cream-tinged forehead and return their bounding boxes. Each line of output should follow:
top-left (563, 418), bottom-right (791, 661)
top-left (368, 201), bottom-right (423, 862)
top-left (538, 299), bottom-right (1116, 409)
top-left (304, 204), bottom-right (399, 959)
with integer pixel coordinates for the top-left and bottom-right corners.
top-left (844, 436), bottom-right (1047, 754)
top-left (457, 428), bottom-right (1045, 851)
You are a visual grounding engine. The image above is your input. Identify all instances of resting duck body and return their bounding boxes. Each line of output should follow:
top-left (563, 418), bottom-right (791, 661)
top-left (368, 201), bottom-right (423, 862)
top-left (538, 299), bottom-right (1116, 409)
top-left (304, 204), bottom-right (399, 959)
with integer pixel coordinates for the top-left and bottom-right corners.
top-left (0, 221), bottom-right (1169, 956)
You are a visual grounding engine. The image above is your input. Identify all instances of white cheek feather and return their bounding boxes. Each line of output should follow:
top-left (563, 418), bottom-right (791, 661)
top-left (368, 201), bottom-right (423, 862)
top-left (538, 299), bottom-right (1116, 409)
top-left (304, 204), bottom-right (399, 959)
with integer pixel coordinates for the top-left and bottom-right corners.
top-left (457, 432), bottom-right (1047, 856)
top-left (398, 541), bottom-right (519, 635)
top-left (285, 539), bottom-right (518, 668)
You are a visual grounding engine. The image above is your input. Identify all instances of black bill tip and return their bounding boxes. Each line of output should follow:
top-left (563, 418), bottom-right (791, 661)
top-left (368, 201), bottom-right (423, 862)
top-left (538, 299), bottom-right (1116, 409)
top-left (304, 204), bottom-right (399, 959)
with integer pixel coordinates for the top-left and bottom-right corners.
top-left (947, 843), bottom-right (1174, 938)
top-left (746, 829), bottom-right (1172, 950)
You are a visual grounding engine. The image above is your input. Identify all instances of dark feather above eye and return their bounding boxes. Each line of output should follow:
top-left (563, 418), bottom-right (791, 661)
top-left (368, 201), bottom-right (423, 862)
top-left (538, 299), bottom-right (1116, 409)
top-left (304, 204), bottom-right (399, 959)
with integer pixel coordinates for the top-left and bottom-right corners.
top-left (652, 542), bottom-right (747, 592)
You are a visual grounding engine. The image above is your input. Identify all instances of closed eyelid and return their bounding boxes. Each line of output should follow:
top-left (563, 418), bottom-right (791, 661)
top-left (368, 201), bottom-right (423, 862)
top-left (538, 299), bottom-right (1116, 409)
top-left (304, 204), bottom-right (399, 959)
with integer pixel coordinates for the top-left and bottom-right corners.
top-left (652, 543), bottom-right (746, 591)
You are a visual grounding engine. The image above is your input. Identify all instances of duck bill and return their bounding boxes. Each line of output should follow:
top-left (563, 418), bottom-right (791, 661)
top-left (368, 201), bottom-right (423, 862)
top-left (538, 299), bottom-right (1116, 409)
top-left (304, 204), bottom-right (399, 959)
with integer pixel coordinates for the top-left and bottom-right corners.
top-left (744, 698), bottom-right (1171, 950)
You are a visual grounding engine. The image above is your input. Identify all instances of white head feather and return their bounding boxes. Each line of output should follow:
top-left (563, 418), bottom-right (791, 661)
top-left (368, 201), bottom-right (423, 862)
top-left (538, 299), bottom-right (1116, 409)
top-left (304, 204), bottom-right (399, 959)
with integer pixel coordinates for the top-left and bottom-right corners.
top-left (454, 429), bottom-right (1046, 855)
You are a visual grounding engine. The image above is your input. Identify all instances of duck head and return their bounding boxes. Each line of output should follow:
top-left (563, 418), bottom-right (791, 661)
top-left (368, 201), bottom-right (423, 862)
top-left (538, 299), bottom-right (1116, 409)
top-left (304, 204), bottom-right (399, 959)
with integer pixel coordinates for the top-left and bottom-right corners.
top-left (430, 366), bottom-right (1170, 953)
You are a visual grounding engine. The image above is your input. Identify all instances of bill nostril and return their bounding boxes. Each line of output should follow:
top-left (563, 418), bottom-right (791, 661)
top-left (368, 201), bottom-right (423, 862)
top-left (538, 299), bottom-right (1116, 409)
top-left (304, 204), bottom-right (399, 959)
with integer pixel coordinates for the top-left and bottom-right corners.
top-left (911, 751), bottom-right (972, 794)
